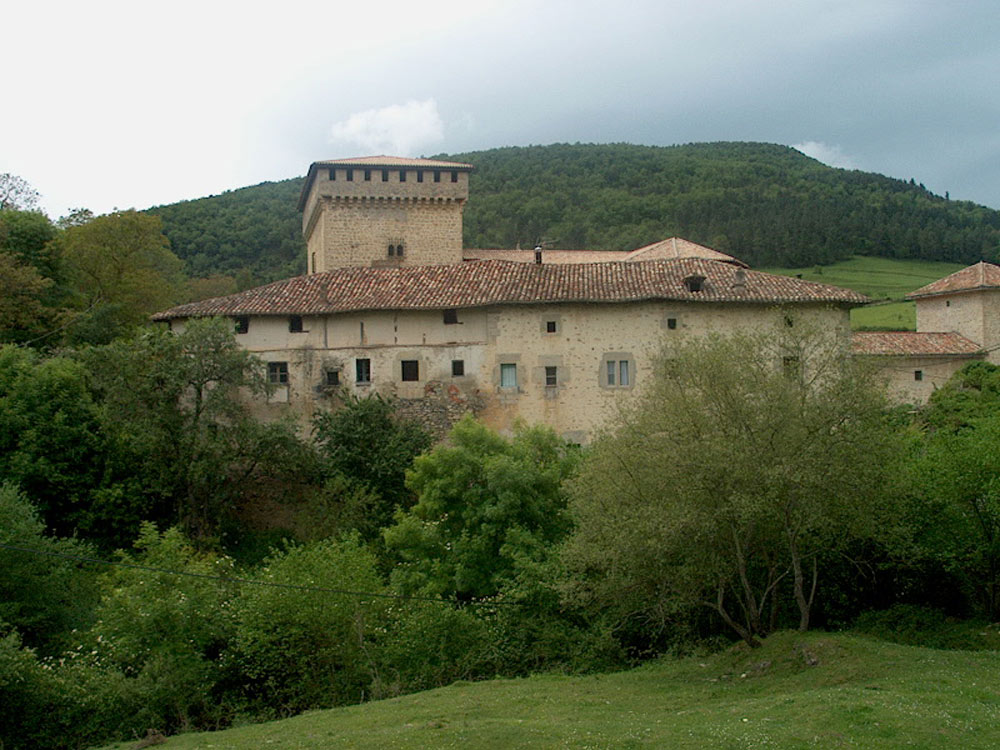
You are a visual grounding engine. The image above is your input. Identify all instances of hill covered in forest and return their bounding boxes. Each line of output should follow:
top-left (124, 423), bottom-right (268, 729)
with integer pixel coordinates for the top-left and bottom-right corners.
top-left (147, 142), bottom-right (1000, 281)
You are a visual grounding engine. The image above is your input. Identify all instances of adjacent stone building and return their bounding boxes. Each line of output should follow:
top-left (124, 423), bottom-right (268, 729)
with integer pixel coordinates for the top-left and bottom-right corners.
top-left (154, 156), bottom-right (869, 441)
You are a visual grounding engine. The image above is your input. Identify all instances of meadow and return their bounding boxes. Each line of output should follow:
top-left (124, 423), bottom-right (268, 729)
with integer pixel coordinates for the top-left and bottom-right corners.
top-left (762, 256), bottom-right (967, 331)
top-left (94, 631), bottom-right (1000, 750)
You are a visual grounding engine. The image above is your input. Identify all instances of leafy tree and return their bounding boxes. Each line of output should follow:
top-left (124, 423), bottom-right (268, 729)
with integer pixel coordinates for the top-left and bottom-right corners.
top-left (384, 416), bottom-right (580, 600)
top-left (231, 535), bottom-right (385, 714)
top-left (57, 210), bottom-right (185, 343)
top-left (562, 325), bottom-right (898, 647)
top-left (0, 252), bottom-right (53, 341)
top-left (0, 485), bottom-right (99, 652)
top-left (312, 393), bottom-right (431, 538)
top-left (0, 174), bottom-right (40, 211)
top-left (921, 361), bottom-right (1000, 432)
top-left (81, 318), bottom-right (310, 544)
top-left (0, 209), bottom-right (59, 280)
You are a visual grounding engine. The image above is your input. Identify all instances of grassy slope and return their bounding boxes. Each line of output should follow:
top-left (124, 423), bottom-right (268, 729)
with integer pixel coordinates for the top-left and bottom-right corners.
top-left (94, 632), bottom-right (1000, 749)
top-left (762, 256), bottom-right (968, 331)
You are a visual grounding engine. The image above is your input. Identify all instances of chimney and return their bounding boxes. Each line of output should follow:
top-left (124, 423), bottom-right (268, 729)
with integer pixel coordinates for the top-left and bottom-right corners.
top-left (732, 268), bottom-right (746, 290)
top-left (534, 245), bottom-right (543, 264)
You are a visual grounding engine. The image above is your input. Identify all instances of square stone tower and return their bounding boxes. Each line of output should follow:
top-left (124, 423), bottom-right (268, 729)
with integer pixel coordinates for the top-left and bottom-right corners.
top-left (298, 156), bottom-right (473, 272)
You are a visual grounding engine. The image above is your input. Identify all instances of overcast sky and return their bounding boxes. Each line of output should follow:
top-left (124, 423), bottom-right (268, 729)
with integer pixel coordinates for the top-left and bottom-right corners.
top-left (4, 0), bottom-right (999, 220)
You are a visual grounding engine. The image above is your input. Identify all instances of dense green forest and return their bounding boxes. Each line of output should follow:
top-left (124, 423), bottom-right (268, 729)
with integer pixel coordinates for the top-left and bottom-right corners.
top-left (145, 142), bottom-right (1000, 279)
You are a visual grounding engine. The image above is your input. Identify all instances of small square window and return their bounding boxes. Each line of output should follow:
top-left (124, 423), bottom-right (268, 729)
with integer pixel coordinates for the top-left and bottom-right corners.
top-left (500, 363), bottom-right (517, 388)
top-left (268, 361), bottom-right (288, 385)
top-left (289, 315), bottom-right (304, 333)
top-left (234, 316), bottom-right (249, 334)
top-left (356, 358), bottom-right (371, 384)
top-left (545, 366), bottom-right (557, 387)
top-left (443, 308), bottom-right (459, 325)
top-left (452, 359), bottom-right (465, 377)
top-left (401, 360), bottom-right (419, 382)
top-left (914, 370), bottom-right (924, 382)
top-left (667, 318), bottom-right (677, 330)
top-left (326, 369), bottom-right (341, 387)
top-left (605, 359), bottom-right (632, 388)
top-left (545, 320), bottom-right (557, 333)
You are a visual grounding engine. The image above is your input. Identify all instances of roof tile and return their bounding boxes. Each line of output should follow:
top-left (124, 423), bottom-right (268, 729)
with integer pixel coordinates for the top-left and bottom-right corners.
top-left (851, 331), bottom-right (983, 356)
top-left (908, 262), bottom-right (1000, 299)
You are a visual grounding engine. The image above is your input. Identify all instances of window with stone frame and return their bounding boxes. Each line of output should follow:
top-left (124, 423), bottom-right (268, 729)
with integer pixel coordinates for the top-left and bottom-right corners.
top-left (500, 363), bottom-right (517, 388)
top-left (356, 358), bottom-right (371, 384)
top-left (267, 362), bottom-right (289, 385)
top-left (401, 360), bottom-right (419, 382)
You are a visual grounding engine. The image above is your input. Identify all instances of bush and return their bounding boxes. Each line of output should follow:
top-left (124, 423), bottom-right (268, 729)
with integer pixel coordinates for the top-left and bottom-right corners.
top-left (853, 604), bottom-right (1000, 650)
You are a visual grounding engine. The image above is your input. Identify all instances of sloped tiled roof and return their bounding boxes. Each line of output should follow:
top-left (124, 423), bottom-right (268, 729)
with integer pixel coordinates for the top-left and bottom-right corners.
top-left (154, 259), bottom-right (868, 320)
top-left (907, 262), bottom-right (1000, 299)
top-left (851, 331), bottom-right (983, 356)
top-left (463, 237), bottom-right (747, 267)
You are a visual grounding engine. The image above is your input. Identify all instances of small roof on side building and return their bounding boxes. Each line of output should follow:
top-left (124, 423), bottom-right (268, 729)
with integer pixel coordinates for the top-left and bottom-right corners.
top-left (851, 331), bottom-right (983, 357)
top-left (907, 261), bottom-right (1000, 299)
top-left (464, 238), bottom-right (747, 267)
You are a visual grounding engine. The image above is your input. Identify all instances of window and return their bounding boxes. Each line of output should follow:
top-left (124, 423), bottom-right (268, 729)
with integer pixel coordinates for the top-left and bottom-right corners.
top-left (325, 369), bottom-right (341, 387)
top-left (606, 359), bottom-right (630, 387)
top-left (234, 316), bottom-right (249, 334)
top-left (388, 245), bottom-right (396, 257)
top-left (443, 308), bottom-right (459, 325)
top-left (381, 169), bottom-right (389, 182)
top-left (268, 362), bottom-right (288, 385)
top-left (387, 243), bottom-right (404, 258)
top-left (545, 320), bottom-right (557, 333)
top-left (667, 318), bottom-right (677, 330)
top-left (364, 169), bottom-right (371, 181)
top-left (784, 315), bottom-right (794, 328)
top-left (346, 169), bottom-right (354, 181)
top-left (545, 366), bottom-right (557, 387)
top-left (451, 171), bottom-right (458, 183)
top-left (329, 168), bottom-right (336, 181)
top-left (289, 315), bottom-right (303, 333)
top-left (500, 363), bottom-right (517, 388)
top-left (452, 359), bottom-right (465, 377)
top-left (417, 170), bottom-right (424, 183)
top-left (434, 170), bottom-right (441, 183)
top-left (399, 170), bottom-right (406, 182)
top-left (401, 360), bottom-right (419, 382)
top-left (356, 358), bottom-right (371, 384)
top-left (683, 275), bottom-right (706, 293)
top-left (914, 370), bottom-right (924, 382)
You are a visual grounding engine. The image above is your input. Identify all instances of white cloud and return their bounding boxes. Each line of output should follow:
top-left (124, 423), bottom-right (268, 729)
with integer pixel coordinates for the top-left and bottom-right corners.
top-left (792, 141), bottom-right (858, 169)
top-left (329, 100), bottom-right (445, 156)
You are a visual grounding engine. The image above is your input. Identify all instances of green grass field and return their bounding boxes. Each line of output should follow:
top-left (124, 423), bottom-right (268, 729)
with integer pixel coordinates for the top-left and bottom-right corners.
top-left (762, 256), bottom-right (966, 331)
top-left (94, 631), bottom-right (1000, 749)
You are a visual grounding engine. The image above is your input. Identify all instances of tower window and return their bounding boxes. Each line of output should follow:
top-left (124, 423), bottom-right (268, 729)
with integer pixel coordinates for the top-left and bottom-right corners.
top-left (667, 318), bottom-right (677, 330)
top-left (452, 359), bottom-right (464, 377)
top-left (451, 171), bottom-right (458, 183)
top-left (399, 170), bottom-right (406, 182)
top-left (267, 362), bottom-right (289, 385)
top-left (417, 170), bottom-right (424, 183)
top-left (545, 320), bottom-right (557, 333)
top-left (434, 170), bottom-right (441, 183)
top-left (329, 168), bottom-right (336, 181)
top-left (382, 169), bottom-right (389, 182)
top-left (364, 169), bottom-right (371, 181)
top-left (388, 245), bottom-right (395, 257)
top-left (545, 366), bottom-right (558, 387)
top-left (401, 360), bottom-right (419, 382)
top-left (346, 169), bottom-right (354, 181)
top-left (500, 363), bottom-right (517, 388)
top-left (289, 315), bottom-right (304, 333)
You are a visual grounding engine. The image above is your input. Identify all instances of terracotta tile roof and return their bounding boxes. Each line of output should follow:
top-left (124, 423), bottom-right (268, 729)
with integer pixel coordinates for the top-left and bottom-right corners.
top-left (463, 238), bottom-right (747, 267)
top-left (907, 262), bottom-right (1000, 299)
top-left (851, 331), bottom-right (983, 356)
top-left (154, 259), bottom-right (868, 320)
top-left (625, 237), bottom-right (747, 266)
top-left (312, 156), bottom-right (473, 170)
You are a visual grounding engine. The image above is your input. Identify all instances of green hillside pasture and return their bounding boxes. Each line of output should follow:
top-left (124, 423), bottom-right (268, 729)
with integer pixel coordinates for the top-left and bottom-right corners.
top-left (762, 255), bottom-right (966, 300)
top-left (763, 255), bottom-right (966, 332)
top-left (94, 632), bottom-right (1000, 750)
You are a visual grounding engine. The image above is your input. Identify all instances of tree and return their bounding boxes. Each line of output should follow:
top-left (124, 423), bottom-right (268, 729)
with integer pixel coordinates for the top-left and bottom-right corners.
top-left (81, 318), bottom-right (310, 544)
top-left (58, 210), bottom-right (185, 342)
top-left (0, 253), bottom-right (52, 340)
top-left (312, 393), bottom-right (431, 537)
top-left (384, 416), bottom-right (580, 600)
top-left (562, 325), bottom-right (898, 647)
top-left (0, 174), bottom-right (40, 211)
